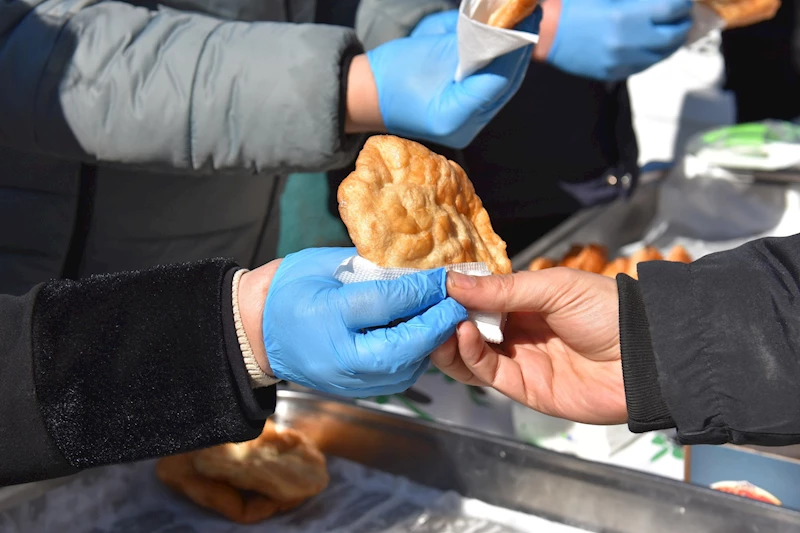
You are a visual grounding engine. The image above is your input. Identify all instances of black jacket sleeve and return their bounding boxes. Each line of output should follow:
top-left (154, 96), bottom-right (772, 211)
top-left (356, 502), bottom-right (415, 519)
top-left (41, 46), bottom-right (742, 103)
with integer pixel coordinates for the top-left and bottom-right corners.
top-left (0, 259), bottom-right (275, 487)
top-left (618, 234), bottom-right (800, 446)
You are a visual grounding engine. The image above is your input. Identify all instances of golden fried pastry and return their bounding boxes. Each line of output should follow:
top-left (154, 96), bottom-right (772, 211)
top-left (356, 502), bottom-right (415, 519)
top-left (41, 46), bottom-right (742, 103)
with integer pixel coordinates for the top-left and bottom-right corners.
top-left (601, 257), bottom-right (630, 279)
top-left (528, 257), bottom-right (556, 271)
top-left (698, 0), bottom-right (780, 28)
top-left (338, 136), bottom-right (511, 274)
top-left (156, 421), bottom-right (328, 524)
top-left (193, 421), bottom-right (329, 504)
top-left (666, 245), bottom-right (692, 264)
top-left (575, 244), bottom-right (608, 273)
top-left (487, 0), bottom-right (539, 29)
top-left (558, 245), bottom-right (583, 268)
top-left (559, 244), bottom-right (607, 273)
top-left (156, 452), bottom-right (290, 524)
top-left (626, 246), bottom-right (663, 279)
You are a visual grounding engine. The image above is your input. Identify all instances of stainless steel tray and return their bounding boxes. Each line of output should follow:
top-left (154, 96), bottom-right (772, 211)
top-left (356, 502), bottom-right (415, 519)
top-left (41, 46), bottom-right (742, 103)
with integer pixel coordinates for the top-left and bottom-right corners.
top-left (3, 390), bottom-right (800, 532)
top-left (274, 390), bottom-right (800, 532)
top-left (511, 171), bottom-right (666, 270)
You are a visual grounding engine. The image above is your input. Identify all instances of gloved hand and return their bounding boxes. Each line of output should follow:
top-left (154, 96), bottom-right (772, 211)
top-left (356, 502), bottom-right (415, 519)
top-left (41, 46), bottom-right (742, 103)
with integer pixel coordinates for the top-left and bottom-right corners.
top-left (368, 10), bottom-right (536, 149)
top-left (546, 0), bottom-right (693, 81)
top-left (263, 248), bottom-right (468, 398)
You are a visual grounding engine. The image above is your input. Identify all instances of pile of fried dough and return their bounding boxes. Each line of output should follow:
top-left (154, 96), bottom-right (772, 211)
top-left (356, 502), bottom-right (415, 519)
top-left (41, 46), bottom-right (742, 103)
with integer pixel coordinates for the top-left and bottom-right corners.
top-left (156, 420), bottom-right (329, 524)
top-left (528, 243), bottom-right (693, 279)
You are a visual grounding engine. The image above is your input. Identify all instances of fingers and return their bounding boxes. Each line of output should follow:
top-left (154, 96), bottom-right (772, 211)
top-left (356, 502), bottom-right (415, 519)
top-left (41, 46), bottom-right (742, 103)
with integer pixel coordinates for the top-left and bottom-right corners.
top-left (344, 358), bottom-right (431, 399)
top-left (456, 321), bottom-right (527, 404)
top-left (338, 268), bottom-right (449, 330)
top-left (650, 0), bottom-right (693, 24)
top-left (411, 9), bottom-right (459, 37)
top-left (279, 247), bottom-right (358, 278)
top-left (458, 42), bottom-right (533, 108)
top-left (356, 297), bottom-right (468, 372)
top-left (447, 268), bottom-right (584, 313)
top-left (430, 333), bottom-right (486, 386)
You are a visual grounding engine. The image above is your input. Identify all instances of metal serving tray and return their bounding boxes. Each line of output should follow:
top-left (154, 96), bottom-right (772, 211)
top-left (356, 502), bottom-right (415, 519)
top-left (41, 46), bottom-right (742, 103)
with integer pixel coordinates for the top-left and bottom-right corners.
top-left (275, 390), bottom-right (800, 532)
top-left (511, 171), bottom-right (666, 271)
top-left (3, 390), bottom-right (800, 532)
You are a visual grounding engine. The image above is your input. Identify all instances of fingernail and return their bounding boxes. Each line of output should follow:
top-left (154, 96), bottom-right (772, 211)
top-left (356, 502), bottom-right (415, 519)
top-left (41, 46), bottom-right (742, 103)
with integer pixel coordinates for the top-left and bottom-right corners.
top-left (447, 271), bottom-right (477, 289)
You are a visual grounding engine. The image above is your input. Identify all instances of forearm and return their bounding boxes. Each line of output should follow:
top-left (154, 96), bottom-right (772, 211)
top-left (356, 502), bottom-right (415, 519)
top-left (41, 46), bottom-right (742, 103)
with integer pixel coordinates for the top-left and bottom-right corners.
top-left (619, 234), bottom-right (800, 446)
top-left (0, 259), bottom-right (275, 486)
top-left (0, 0), bottom-right (364, 174)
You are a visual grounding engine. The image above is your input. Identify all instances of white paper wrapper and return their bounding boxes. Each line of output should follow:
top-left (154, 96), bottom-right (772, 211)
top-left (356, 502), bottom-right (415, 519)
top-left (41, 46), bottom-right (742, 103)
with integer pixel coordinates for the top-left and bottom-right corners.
top-left (455, 0), bottom-right (540, 82)
top-left (334, 255), bottom-right (505, 344)
top-left (686, 2), bottom-right (726, 46)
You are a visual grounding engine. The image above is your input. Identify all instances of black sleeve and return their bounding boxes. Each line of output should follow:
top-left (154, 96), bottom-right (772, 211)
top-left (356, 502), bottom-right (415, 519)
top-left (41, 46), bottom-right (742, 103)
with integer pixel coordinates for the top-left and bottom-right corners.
top-left (618, 234), bottom-right (800, 446)
top-left (0, 259), bottom-right (275, 487)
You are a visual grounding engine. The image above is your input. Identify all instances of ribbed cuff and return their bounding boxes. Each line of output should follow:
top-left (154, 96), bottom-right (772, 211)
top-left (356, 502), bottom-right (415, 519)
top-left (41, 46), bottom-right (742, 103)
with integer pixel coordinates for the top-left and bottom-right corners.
top-left (617, 274), bottom-right (675, 433)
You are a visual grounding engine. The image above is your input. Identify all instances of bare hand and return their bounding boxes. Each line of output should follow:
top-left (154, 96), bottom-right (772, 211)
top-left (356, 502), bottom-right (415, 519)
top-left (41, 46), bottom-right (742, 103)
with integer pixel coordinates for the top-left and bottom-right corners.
top-left (432, 268), bottom-right (627, 425)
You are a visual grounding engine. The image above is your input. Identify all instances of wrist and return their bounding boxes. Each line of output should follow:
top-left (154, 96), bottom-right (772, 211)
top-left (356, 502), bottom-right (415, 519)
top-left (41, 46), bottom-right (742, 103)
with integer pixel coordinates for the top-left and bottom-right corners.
top-left (532, 0), bottom-right (561, 62)
top-left (345, 54), bottom-right (386, 134)
top-left (237, 260), bottom-right (282, 378)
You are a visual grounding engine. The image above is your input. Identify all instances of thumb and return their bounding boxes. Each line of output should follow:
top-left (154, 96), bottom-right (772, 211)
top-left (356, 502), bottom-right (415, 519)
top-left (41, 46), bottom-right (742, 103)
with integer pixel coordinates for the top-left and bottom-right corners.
top-left (445, 268), bottom-right (582, 313)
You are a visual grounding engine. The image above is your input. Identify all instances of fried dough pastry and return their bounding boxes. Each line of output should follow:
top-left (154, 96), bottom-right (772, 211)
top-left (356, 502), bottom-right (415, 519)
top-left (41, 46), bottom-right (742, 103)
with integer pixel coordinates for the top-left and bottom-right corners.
top-left (626, 246), bottom-right (663, 279)
top-left (698, 0), bottom-right (780, 28)
top-left (565, 244), bottom-right (608, 273)
top-left (156, 452), bottom-right (291, 524)
top-left (528, 257), bottom-right (555, 271)
top-left (558, 245), bottom-right (583, 268)
top-left (601, 258), bottom-right (630, 279)
top-left (487, 0), bottom-right (538, 29)
top-left (156, 421), bottom-right (328, 524)
top-left (338, 136), bottom-right (511, 274)
top-left (193, 421), bottom-right (329, 503)
top-left (666, 245), bottom-right (692, 264)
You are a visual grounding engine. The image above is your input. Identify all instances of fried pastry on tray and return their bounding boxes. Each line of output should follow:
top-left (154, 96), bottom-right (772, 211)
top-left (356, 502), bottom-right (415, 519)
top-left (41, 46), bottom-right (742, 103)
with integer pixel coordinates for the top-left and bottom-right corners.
top-left (666, 245), bottom-right (692, 264)
top-left (156, 451), bottom-right (290, 524)
top-left (156, 420), bottom-right (328, 524)
top-left (528, 257), bottom-right (556, 271)
top-left (337, 135), bottom-right (511, 274)
top-left (601, 257), bottom-right (630, 278)
top-left (487, 0), bottom-right (539, 29)
top-left (626, 246), bottom-right (664, 279)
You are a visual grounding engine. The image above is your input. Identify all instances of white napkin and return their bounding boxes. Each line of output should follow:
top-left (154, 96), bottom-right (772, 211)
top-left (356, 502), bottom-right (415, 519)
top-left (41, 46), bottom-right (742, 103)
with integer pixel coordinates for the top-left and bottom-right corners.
top-left (334, 255), bottom-right (505, 344)
top-left (455, 0), bottom-right (540, 82)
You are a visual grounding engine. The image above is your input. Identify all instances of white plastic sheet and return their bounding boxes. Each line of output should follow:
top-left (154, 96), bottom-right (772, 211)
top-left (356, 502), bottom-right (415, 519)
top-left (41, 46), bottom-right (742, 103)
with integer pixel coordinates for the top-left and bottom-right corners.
top-left (0, 457), bottom-right (589, 533)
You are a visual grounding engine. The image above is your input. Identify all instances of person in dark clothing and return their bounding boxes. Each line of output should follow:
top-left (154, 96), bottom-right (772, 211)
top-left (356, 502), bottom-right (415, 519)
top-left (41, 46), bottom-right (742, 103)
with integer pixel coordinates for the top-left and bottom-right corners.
top-left (721, 0), bottom-right (800, 123)
top-left (329, 0), bottom-right (690, 257)
top-left (433, 233), bottom-right (800, 446)
top-left (1, 248), bottom-right (466, 487)
top-left (0, 0), bottom-right (532, 488)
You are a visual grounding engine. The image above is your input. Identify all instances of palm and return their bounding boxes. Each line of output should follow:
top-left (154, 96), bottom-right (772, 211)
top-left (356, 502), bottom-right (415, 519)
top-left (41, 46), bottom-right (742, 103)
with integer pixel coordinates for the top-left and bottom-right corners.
top-left (498, 309), bottom-right (625, 425)
top-left (434, 269), bottom-right (628, 425)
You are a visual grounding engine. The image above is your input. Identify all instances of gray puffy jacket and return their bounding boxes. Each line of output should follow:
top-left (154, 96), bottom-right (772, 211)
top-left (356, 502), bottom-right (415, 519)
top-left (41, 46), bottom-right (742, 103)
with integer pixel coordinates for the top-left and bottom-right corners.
top-left (0, 0), bottom-right (453, 295)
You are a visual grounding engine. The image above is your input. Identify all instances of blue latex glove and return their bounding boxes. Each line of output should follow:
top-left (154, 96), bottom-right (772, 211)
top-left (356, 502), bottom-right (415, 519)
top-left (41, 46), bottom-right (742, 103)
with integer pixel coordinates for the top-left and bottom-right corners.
top-left (263, 248), bottom-right (468, 398)
top-left (368, 10), bottom-right (537, 149)
top-left (547, 0), bottom-right (693, 81)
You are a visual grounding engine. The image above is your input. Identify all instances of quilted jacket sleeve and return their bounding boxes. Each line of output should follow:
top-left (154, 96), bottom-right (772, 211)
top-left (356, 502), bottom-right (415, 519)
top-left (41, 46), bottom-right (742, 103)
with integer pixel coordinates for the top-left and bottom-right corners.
top-left (355, 0), bottom-right (457, 50)
top-left (0, 0), bottom-right (364, 174)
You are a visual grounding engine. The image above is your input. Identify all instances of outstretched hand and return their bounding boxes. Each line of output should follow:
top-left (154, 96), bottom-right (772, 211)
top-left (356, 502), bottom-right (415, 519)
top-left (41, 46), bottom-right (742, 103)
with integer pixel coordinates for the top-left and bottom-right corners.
top-left (432, 268), bottom-right (627, 425)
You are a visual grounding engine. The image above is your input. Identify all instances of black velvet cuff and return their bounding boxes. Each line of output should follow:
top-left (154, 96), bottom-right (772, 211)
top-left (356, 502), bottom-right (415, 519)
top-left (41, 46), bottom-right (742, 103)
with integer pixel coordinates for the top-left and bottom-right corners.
top-left (222, 268), bottom-right (276, 421)
top-left (32, 259), bottom-right (266, 470)
top-left (617, 274), bottom-right (675, 433)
